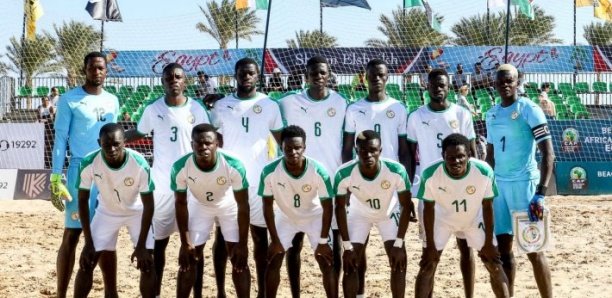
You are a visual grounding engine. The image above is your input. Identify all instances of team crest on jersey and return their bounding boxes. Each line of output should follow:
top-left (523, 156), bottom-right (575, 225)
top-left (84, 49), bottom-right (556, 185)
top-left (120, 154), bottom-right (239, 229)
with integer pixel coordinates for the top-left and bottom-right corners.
top-left (302, 184), bottom-right (312, 192)
top-left (217, 176), bottom-right (227, 185)
top-left (386, 110), bottom-right (395, 119)
top-left (449, 120), bottom-right (459, 129)
top-left (511, 111), bottom-right (519, 120)
top-left (253, 104), bottom-right (262, 114)
top-left (381, 180), bottom-right (391, 190)
top-left (71, 212), bottom-right (80, 221)
top-left (327, 107), bottom-right (336, 117)
top-left (124, 177), bottom-right (134, 186)
top-left (187, 114), bottom-right (195, 124)
top-left (466, 185), bottom-right (476, 194)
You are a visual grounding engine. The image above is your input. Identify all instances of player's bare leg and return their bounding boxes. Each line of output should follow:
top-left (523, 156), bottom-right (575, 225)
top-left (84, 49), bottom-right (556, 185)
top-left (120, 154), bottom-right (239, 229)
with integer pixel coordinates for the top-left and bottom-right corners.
top-left (342, 243), bottom-right (364, 298)
top-left (414, 247), bottom-right (442, 298)
top-left (357, 234), bottom-right (369, 296)
top-left (140, 249), bottom-right (156, 298)
top-left (73, 245), bottom-right (100, 298)
top-left (287, 232), bottom-right (305, 297)
top-left (177, 244), bottom-right (205, 298)
top-left (527, 251), bottom-right (553, 298)
top-left (226, 242), bottom-right (251, 297)
top-left (480, 257), bottom-right (510, 298)
top-left (496, 234), bottom-right (516, 297)
top-left (315, 245), bottom-right (339, 298)
top-left (212, 227), bottom-right (228, 298)
top-left (98, 251), bottom-right (118, 298)
top-left (194, 253), bottom-right (204, 298)
top-left (56, 228), bottom-right (81, 298)
top-left (154, 237), bottom-right (171, 296)
top-left (457, 237), bottom-right (475, 298)
top-left (250, 224), bottom-right (268, 298)
top-left (332, 229), bottom-right (341, 282)
top-left (264, 246), bottom-right (285, 297)
top-left (383, 241), bottom-right (407, 298)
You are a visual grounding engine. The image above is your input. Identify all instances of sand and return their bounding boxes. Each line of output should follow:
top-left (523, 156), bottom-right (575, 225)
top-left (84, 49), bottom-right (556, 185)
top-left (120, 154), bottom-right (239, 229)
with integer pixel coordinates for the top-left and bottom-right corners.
top-left (0, 195), bottom-right (610, 297)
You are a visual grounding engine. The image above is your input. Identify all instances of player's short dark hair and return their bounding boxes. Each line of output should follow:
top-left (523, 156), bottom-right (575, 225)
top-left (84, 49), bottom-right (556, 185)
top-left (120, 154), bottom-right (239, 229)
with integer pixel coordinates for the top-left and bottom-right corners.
top-left (235, 57), bottom-right (259, 73)
top-left (197, 71), bottom-right (205, 76)
top-left (355, 130), bottom-right (380, 148)
top-left (541, 82), bottom-right (551, 89)
top-left (366, 59), bottom-right (387, 72)
top-left (162, 63), bottom-right (184, 76)
top-left (306, 56), bottom-right (328, 69)
top-left (441, 133), bottom-right (470, 154)
top-left (99, 123), bottom-right (124, 138)
top-left (84, 51), bottom-right (106, 66)
top-left (281, 125), bottom-right (306, 144)
top-left (428, 68), bottom-right (449, 82)
top-left (192, 123), bottom-right (217, 138)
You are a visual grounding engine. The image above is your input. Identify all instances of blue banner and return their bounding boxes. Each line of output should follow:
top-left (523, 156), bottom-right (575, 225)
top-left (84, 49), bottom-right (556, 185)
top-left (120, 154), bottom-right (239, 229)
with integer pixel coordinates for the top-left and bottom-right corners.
top-left (548, 120), bottom-right (612, 162)
top-left (555, 162), bottom-right (612, 195)
top-left (426, 46), bottom-right (594, 73)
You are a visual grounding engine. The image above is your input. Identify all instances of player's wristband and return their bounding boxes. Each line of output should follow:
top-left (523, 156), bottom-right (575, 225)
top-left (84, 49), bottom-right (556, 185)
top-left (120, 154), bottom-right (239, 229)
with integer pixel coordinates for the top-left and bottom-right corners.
top-left (342, 240), bottom-right (353, 251)
top-left (318, 237), bottom-right (328, 245)
top-left (393, 238), bottom-right (404, 248)
top-left (535, 184), bottom-right (547, 196)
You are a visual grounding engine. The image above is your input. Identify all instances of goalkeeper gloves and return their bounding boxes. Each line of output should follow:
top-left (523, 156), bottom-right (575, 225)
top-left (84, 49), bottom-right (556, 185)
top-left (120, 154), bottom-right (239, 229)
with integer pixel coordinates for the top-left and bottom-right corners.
top-left (528, 192), bottom-right (545, 222)
top-left (49, 173), bottom-right (72, 212)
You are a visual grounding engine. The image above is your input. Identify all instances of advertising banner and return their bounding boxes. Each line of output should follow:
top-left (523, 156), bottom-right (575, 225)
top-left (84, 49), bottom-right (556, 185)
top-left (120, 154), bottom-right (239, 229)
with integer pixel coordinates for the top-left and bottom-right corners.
top-left (0, 169), bottom-right (18, 200)
top-left (555, 162), bottom-right (612, 195)
top-left (0, 123), bottom-right (45, 169)
top-left (548, 120), bottom-right (612, 162)
top-left (13, 169), bottom-right (51, 200)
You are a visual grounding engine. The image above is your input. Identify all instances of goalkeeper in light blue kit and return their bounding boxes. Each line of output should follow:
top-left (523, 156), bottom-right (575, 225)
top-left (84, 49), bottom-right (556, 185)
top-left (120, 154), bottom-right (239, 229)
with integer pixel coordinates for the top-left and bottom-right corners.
top-left (485, 64), bottom-right (554, 298)
top-left (49, 51), bottom-right (120, 298)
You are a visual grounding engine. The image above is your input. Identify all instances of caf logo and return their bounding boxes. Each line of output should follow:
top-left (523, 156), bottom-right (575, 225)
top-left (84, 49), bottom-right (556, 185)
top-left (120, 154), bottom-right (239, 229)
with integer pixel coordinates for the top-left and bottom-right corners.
top-left (561, 128), bottom-right (580, 153)
top-left (569, 166), bottom-right (587, 190)
top-left (217, 176), bottom-right (227, 185)
top-left (302, 184), bottom-right (312, 192)
top-left (386, 110), bottom-right (395, 119)
top-left (466, 185), bottom-right (476, 194)
top-left (327, 108), bottom-right (336, 117)
top-left (449, 120), bottom-right (458, 129)
top-left (187, 114), bottom-right (195, 124)
top-left (511, 111), bottom-right (519, 120)
top-left (381, 180), bottom-right (391, 190)
top-left (253, 104), bottom-right (262, 114)
top-left (124, 177), bottom-right (134, 186)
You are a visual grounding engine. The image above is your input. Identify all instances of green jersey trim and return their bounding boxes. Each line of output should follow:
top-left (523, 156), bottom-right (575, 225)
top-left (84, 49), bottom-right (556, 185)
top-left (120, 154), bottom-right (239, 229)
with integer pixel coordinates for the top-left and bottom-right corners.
top-left (333, 161), bottom-right (358, 195)
top-left (170, 153), bottom-right (192, 192)
top-left (220, 151), bottom-right (249, 189)
top-left (312, 158), bottom-right (334, 198)
top-left (258, 158), bottom-right (284, 197)
top-left (193, 152), bottom-right (221, 173)
top-left (282, 158), bottom-right (308, 180)
top-left (417, 160), bottom-right (444, 199)
top-left (101, 149), bottom-right (130, 172)
top-left (425, 102), bottom-right (453, 113)
top-left (382, 159), bottom-right (411, 190)
top-left (303, 88), bottom-right (331, 102)
top-left (442, 160), bottom-right (471, 180)
top-left (163, 96), bottom-right (190, 108)
top-left (128, 149), bottom-right (155, 192)
top-left (359, 161), bottom-right (381, 182)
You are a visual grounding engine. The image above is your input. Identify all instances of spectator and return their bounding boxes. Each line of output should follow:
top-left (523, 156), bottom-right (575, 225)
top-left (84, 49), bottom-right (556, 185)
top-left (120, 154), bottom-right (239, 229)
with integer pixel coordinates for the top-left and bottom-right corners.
top-left (267, 67), bottom-right (284, 92)
top-left (327, 71), bottom-right (338, 91)
top-left (352, 70), bottom-right (367, 91)
top-left (402, 73), bottom-right (415, 90)
top-left (49, 87), bottom-right (60, 106)
top-left (457, 85), bottom-right (477, 116)
top-left (517, 71), bottom-right (526, 97)
top-left (420, 64), bottom-right (433, 89)
top-left (539, 82), bottom-right (556, 119)
top-left (121, 111), bottom-right (131, 122)
top-left (452, 63), bottom-right (466, 91)
top-left (196, 71), bottom-right (209, 98)
top-left (287, 71), bottom-right (303, 91)
top-left (37, 96), bottom-right (55, 169)
top-left (470, 62), bottom-right (488, 92)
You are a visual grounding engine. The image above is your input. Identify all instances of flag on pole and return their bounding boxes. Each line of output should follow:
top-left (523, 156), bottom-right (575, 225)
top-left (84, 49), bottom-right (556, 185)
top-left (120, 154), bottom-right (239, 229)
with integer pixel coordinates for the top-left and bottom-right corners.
top-left (236, 0), bottom-right (269, 10)
top-left (576, 0), bottom-right (593, 7)
top-left (594, 0), bottom-right (612, 21)
top-left (422, 0), bottom-right (442, 32)
top-left (86, 0), bottom-right (123, 21)
top-left (404, 0), bottom-right (423, 8)
top-left (489, 0), bottom-right (507, 8)
top-left (25, 0), bottom-right (44, 40)
top-left (321, 0), bottom-right (371, 10)
top-left (512, 0), bottom-right (535, 20)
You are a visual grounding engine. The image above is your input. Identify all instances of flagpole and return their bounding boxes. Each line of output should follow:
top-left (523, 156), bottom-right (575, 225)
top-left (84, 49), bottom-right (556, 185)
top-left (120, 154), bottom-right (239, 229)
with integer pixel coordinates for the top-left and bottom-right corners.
top-left (260, 0), bottom-right (273, 89)
top-left (320, 0), bottom-right (323, 34)
top-left (20, 0), bottom-right (26, 87)
top-left (235, 9), bottom-right (239, 49)
top-left (486, 0), bottom-right (490, 45)
top-left (503, 0), bottom-right (511, 63)
top-left (100, 20), bottom-right (104, 51)
top-left (573, 0), bottom-right (577, 84)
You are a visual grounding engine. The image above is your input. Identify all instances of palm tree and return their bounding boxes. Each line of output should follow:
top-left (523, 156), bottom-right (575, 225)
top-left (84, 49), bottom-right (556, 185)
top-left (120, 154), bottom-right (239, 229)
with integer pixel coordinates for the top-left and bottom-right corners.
top-left (5, 35), bottom-right (58, 88)
top-left (286, 30), bottom-right (338, 48)
top-left (452, 6), bottom-right (561, 46)
top-left (583, 22), bottom-right (612, 46)
top-left (365, 7), bottom-right (449, 47)
top-left (46, 21), bottom-right (101, 87)
top-left (196, 0), bottom-right (263, 49)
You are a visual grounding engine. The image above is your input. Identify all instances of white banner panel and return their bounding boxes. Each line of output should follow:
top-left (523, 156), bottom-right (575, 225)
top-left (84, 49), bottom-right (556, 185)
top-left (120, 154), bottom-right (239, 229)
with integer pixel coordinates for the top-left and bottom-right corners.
top-left (0, 169), bottom-right (18, 200)
top-left (0, 123), bottom-right (45, 169)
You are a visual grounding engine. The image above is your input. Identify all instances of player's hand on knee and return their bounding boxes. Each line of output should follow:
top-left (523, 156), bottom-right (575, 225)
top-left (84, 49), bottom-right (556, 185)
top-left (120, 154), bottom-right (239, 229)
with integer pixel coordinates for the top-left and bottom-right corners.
top-left (178, 244), bottom-right (197, 272)
top-left (79, 243), bottom-right (96, 271)
top-left (314, 243), bottom-right (333, 266)
top-left (231, 242), bottom-right (249, 272)
top-left (528, 194), bottom-right (545, 222)
top-left (478, 242), bottom-right (501, 264)
top-left (266, 241), bottom-right (285, 264)
top-left (421, 246), bottom-right (439, 266)
top-left (342, 249), bottom-right (357, 273)
top-left (131, 246), bottom-right (153, 272)
top-left (49, 173), bottom-right (72, 212)
top-left (389, 247), bottom-right (407, 272)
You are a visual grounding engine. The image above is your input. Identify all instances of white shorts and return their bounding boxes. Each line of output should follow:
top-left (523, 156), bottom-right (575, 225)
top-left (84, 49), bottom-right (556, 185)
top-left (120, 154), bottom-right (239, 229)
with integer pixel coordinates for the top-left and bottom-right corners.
top-left (248, 186), bottom-right (266, 228)
top-left (276, 214), bottom-right (328, 251)
top-left (422, 220), bottom-right (496, 251)
top-left (189, 200), bottom-right (239, 246)
top-left (348, 210), bottom-right (400, 244)
top-left (152, 192), bottom-right (178, 239)
top-left (91, 209), bottom-right (154, 252)
top-left (417, 200), bottom-right (469, 242)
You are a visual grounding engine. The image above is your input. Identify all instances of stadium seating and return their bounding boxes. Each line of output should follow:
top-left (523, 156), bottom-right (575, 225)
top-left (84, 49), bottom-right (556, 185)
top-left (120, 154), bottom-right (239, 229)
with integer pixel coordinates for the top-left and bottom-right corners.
top-left (217, 85), bottom-right (233, 94)
top-left (558, 83), bottom-right (575, 95)
top-left (55, 86), bottom-right (66, 94)
top-left (104, 85), bottom-right (117, 94)
top-left (119, 85), bottom-right (134, 95)
top-left (152, 85), bottom-right (164, 94)
top-left (404, 82), bottom-right (420, 90)
top-left (135, 85), bottom-right (151, 95)
top-left (18, 86), bottom-right (32, 97)
top-left (267, 91), bottom-right (283, 100)
top-left (574, 82), bottom-right (589, 93)
top-left (592, 81), bottom-right (608, 93)
top-left (354, 90), bottom-right (368, 100)
top-left (556, 111), bottom-right (572, 120)
top-left (36, 86), bottom-right (49, 97)
top-left (386, 83), bottom-right (401, 93)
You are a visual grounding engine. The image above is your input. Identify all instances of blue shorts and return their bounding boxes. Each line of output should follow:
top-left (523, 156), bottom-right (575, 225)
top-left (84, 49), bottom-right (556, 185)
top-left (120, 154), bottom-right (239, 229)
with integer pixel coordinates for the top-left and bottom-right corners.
top-left (493, 179), bottom-right (537, 236)
top-left (65, 160), bottom-right (98, 229)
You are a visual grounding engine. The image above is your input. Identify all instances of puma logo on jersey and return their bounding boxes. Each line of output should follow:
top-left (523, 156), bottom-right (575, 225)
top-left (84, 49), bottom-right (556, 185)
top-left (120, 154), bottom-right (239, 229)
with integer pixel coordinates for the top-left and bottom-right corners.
top-left (352, 185), bottom-right (360, 191)
top-left (227, 105), bottom-right (234, 110)
top-left (358, 110), bottom-right (366, 115)
top-left (422, 120), bottom-right (431, 126)
top-left (188, 176), bottom-right (196, 183)
top-left (94, 173), bottom-right (102, 180)
top-left (114, 189), bottom-right (121, 202)
top-left (277, 182), bottom-right (286, 188)
top-left (79, 101), bottom-right (87, 106)
top-left (438, 186), bottom-right (447, 192)
top-left (300, 106), bottom-right (308, 113)
top-left (157, 115), bottom-right (164, 120)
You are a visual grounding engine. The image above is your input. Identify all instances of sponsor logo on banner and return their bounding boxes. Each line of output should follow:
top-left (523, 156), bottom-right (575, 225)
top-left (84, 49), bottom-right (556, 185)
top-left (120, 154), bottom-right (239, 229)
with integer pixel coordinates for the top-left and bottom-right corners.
top-left (0, 169), bottom-right (18, 200)
top-left (561, 128), bottom-right (581, 153)
top-left (14, 169), bottom-right (52, 200)
top-left (570, 166), bottom-right (588, 190)
top-left (0, 123), bottom-right (45, 169)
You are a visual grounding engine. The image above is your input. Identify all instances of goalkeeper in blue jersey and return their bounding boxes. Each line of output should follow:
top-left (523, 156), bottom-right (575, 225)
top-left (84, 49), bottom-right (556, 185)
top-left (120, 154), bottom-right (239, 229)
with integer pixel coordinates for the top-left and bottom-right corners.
top-left (485, 64), bottom-right (554, 298)
top-left (50, 52), bottom-right (120, 298)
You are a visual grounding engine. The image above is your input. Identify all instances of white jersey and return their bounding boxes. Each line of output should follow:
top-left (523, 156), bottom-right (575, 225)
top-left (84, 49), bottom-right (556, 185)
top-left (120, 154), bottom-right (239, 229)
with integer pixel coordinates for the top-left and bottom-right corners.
top-left (137, 97), bottom-right (210, 194)
top-left (407, 103), bottom-right (475, 170)
top-left (417, 159), bottom-right (497, 229)
top-left (77, 148), bottom-right (154, 216)
top-left (211, 92), bottom-right (284, 186)
top-left (170, 151), bottom-right (249, 210)
top-left (279, 89), bottom-right (347, 175)
top-left (334, 158), bottom-right (410, 220)
top-left (344, 97), bottom-right (407, 161)
top-left (258, 156), bottom-right (333, 223)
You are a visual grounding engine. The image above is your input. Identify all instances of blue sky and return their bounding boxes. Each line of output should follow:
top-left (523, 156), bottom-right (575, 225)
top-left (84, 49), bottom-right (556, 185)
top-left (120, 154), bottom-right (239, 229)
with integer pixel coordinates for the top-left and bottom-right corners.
top-left (0, 0), bottom-right (604, 55)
